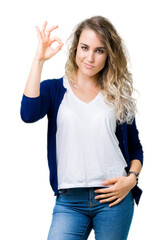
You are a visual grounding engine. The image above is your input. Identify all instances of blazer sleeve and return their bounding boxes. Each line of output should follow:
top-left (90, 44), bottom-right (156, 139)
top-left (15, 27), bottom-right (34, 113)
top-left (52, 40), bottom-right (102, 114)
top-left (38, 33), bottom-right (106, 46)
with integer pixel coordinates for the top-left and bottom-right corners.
top-left (127, 117), bottom-right (144, 165)
top-left (20, 80), bottom-right (51, 123)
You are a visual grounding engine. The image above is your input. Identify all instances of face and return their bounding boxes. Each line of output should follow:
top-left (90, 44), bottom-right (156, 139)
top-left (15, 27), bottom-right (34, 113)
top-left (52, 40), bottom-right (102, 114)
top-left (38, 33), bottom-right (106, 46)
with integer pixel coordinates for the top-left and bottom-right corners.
top-left (75, 29), bottom-right (108, 79)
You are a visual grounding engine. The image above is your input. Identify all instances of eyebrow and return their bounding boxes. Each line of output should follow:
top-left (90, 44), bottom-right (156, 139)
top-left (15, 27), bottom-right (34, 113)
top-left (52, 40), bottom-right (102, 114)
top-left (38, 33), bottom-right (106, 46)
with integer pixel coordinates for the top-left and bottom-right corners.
top-left (80, 43), bottom-right (106, 49)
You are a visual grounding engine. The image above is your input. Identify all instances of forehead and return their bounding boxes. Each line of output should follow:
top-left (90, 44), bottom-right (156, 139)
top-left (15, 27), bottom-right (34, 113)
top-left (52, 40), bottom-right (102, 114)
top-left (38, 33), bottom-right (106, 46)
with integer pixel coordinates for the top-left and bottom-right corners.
top-left (79, 29), bottom-right (104, 47)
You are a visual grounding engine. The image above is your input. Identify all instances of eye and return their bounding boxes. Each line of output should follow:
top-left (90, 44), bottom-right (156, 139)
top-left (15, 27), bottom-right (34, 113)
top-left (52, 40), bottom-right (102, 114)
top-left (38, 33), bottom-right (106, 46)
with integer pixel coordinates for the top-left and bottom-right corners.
top-left (81, 46), bottom-right (88, 51)
top-left (96, 49), bottom-right (104, 54)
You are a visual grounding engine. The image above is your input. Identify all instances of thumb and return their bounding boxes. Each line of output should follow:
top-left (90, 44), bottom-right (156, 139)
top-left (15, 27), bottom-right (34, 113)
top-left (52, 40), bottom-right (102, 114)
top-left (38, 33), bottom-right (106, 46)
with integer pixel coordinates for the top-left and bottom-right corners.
top-left (102, 178), bottom-right (118, 185)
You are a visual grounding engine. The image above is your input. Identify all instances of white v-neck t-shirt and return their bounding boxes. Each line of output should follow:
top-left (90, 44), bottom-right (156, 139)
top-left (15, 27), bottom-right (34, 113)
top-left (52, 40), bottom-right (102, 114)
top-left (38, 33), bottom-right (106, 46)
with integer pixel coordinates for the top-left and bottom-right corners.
top-left (56, 75), bottom-right (127, 190)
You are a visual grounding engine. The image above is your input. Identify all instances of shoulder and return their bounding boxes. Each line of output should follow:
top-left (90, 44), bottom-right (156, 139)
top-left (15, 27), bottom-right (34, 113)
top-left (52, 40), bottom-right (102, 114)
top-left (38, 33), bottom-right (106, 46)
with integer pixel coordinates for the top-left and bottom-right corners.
top-left (40, 77), bottom-right (66, 104)
top-left (40, 77), bottom-right (64, 94)
top-left (41, 77), bottom-right (63, 88)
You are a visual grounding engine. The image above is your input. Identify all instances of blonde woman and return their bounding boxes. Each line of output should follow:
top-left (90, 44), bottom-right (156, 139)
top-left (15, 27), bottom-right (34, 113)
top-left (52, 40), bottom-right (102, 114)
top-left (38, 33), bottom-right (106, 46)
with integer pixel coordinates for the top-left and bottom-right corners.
top-left (20, 16), bottom-right (143, 240)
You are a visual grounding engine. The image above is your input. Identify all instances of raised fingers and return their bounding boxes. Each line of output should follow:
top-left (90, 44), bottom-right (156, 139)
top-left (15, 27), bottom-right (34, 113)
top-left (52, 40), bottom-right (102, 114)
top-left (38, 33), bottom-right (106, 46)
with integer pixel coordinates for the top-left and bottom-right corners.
top-left (41, 21), bottom-right (47, 38)
top-left (46, 25), bottom-right (58, 40)
top-left (35, 25), bottom-right (42, 41)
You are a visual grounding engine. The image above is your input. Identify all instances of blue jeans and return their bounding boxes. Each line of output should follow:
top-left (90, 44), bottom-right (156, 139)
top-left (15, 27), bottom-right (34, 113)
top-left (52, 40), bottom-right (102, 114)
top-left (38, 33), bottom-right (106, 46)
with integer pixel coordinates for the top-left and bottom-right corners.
top-left (47, 187), bottom-right (134, 240)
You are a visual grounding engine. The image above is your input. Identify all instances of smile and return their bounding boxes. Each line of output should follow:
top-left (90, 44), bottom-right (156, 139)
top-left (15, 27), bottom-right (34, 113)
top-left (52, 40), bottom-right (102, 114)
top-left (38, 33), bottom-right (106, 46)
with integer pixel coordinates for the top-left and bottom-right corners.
top-left (83, 62), bottom-right (94, 69)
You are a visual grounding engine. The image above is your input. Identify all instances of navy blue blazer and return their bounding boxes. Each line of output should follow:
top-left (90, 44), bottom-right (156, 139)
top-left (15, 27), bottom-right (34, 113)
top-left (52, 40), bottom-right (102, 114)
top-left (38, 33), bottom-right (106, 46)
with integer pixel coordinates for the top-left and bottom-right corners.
top-left (20, 77), bottom-right (144, 205)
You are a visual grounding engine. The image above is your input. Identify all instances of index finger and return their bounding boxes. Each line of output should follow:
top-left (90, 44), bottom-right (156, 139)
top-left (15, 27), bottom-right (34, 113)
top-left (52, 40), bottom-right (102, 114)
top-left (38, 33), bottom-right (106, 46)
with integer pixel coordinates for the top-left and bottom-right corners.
top-left (46, 25), bottom-right (58, 33)
top-left (46, 25), bottom-right (59, 40)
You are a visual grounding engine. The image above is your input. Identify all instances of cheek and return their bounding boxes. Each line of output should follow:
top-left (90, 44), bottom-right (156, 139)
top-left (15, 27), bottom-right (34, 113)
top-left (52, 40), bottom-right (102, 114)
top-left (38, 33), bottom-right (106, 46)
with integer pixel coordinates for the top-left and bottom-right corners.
top-left (75, 51), bottom-right (80, 66)
top-left (77, 47), bottom-right (86, 59)
top-left (98, 56), bottom-right (107, 69)
top-left (76, 50), bottom-right (85, 66)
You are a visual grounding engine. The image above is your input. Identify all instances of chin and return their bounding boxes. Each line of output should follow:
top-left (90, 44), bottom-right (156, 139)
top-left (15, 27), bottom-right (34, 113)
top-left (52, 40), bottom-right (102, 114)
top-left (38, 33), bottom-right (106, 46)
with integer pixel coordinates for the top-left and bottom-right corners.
top-left (79, 67), bottom-right (99, 78)
top-left (82, 71), bottom-right (98, 78)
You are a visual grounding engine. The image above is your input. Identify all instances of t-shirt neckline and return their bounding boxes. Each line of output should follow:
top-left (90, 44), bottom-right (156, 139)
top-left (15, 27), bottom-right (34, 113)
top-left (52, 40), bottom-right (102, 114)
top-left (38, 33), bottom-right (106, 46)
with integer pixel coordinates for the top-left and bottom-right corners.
top-left (63, 75), bottom-right (101, 106)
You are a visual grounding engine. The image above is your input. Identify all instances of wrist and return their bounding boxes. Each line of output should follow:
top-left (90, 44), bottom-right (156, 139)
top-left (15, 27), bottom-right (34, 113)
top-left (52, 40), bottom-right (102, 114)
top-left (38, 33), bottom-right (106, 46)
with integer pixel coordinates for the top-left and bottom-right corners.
top-left (127, 171), bottom-right (139, 186)
top-left (33, 56), bottom-right (45, 64)
top-left (127, 174), bottom-right (137, 186)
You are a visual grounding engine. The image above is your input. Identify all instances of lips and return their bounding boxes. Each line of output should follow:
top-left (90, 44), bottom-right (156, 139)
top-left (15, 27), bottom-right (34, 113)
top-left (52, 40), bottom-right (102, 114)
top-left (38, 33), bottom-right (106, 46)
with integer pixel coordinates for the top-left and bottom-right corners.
top-left (83, 62), bottom-right (94, 69)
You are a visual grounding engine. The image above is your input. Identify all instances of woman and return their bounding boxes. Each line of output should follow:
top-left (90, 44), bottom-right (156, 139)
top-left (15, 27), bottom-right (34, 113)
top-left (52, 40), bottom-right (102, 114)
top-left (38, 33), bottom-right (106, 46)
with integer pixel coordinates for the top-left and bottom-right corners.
top-left (20, 16), bottom-right (143, 240)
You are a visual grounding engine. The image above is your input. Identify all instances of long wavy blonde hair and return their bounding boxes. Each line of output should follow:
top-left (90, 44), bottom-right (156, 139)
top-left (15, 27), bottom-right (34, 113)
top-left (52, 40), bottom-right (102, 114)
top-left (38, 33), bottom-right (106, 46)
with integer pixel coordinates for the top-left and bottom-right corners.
top-left (65, 16), bottom-right (138, 124)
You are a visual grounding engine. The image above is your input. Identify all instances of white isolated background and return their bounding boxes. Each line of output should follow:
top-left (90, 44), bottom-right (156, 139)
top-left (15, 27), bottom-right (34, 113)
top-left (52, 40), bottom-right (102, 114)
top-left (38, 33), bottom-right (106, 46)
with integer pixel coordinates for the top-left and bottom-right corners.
top-left (0, 0), bottom-right (163, 239)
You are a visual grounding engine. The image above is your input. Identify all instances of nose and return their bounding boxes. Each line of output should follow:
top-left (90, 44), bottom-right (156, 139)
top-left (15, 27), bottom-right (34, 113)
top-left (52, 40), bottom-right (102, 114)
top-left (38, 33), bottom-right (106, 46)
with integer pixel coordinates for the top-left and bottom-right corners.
top-left (87, 50), bottom-right (95, 63)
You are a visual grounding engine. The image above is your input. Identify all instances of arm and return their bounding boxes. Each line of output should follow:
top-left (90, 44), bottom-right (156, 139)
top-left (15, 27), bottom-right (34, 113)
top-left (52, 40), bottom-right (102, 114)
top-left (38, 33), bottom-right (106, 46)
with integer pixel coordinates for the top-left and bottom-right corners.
top-left (94, 118), bottom-right (143, 207)
top-left (24, 21), bottom-right (63, 98)
top-left (20, 79), bottom-right (51, 123)
top-left (127, 117), bottom-right (144, 166)
top-left (24, 58), bottom-right (44, 98)
top-left (125, 117), bottom-right (143, 186)
top-left (94, 163), bottom-right (142, 207)
top-left (20, 21), bottom-right (63, 123)
top-left (126, 159), bottom-right (142, 187)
